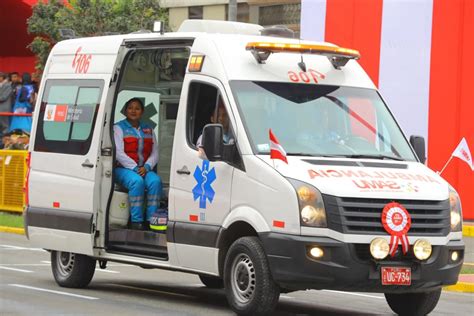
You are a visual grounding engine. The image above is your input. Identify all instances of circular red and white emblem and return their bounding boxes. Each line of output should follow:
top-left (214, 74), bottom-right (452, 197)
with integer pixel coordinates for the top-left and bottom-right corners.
top-left (381, 202), bottom-right (411, 256)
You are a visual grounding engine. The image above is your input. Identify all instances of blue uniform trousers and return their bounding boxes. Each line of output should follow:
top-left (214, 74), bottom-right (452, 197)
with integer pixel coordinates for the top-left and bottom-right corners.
top-left (115, 168), bottom-right (163, 223)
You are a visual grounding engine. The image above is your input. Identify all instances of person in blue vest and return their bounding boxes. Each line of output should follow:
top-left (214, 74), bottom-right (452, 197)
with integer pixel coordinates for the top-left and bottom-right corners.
top-left (9, 73), bottom-right (34, 133)
top-left (114, 98), bottom-right (162, 230)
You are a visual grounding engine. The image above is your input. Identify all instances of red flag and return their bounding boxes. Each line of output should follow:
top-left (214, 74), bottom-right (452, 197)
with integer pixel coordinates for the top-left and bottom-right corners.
top-left (269, 129), bottom-right (288, 164)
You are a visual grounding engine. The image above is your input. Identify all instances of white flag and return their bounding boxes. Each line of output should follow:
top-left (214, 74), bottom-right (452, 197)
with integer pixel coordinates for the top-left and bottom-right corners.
top-left (452, 138), bottom-right (473, 171)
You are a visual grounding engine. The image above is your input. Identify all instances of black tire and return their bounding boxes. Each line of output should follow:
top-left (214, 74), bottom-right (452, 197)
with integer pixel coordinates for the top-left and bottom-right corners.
top-left (224, 237), bottom-right (280, 316)
top-left (51, 251), bottom-right (96, 288)
top-left (385, 288), bottom-right (442, 316)
top-left (199, 274), bottom-right (224, 288)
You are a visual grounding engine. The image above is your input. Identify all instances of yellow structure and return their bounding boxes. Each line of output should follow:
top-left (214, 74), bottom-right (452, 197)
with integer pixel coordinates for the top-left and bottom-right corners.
top-left (0, 150), bottom-right (27, 213)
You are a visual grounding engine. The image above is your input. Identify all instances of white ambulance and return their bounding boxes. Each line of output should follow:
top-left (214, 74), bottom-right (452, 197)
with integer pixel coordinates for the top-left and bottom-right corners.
top-left (25, 20), bottom-right (464, 315)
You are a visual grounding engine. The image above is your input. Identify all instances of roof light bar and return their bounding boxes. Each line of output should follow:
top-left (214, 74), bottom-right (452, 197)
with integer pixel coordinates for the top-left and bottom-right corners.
top-left (245, 42), bottom-right (360, 69)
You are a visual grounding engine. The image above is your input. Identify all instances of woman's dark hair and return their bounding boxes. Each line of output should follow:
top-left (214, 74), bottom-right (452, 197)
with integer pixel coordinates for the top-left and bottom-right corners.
top-left (22, 72), bottom-right (32, 84)
top-left (124, 97), bottom-right (144, 111)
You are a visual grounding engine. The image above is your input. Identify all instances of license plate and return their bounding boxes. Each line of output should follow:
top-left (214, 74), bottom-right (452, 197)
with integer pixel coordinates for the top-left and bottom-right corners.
top-left (381, 267), bottom-right (411, 286)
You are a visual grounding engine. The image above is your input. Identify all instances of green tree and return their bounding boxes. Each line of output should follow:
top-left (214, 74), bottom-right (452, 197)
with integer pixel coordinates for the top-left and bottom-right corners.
top-left (27, 0), bottom-right (64, 75)
top-left (27, 0), bottom-right (168, 76)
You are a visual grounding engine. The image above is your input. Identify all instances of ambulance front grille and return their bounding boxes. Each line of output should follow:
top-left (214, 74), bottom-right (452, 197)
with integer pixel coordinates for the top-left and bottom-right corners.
top-left (324, 196), bottom-right (450, 236)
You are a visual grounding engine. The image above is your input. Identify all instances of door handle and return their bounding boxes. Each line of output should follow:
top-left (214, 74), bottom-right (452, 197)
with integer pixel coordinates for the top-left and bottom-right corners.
top-left (176, 166), bottom-right (190, 175)
top-left (82, 159), bottom-right (94, 168)
top-left (101, 147), bottom-right (112, 156)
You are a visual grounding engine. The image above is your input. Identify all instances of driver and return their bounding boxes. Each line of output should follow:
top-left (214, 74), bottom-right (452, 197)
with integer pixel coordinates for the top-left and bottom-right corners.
top-left (196, 97), bottom-right (233, 159)
top-left (297, 103), bottom-right (342, 148)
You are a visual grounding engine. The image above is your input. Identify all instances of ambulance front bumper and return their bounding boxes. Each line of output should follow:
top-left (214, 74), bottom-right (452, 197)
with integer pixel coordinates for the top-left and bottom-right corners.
top-left (259, 232), bottom-right (464, 293)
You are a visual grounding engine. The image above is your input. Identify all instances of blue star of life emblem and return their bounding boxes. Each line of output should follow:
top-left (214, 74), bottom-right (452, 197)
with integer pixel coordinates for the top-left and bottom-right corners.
top-left (192, 160), bottom-right (216, 209)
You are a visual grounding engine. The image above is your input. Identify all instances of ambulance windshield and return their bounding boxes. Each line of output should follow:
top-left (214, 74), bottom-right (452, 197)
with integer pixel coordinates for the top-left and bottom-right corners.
top-left (230, 81), bottom-right (417, 161)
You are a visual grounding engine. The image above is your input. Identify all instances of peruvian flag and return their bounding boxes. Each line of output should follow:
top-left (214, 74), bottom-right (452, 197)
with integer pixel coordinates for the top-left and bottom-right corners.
top-left (452, 138), bottom-right (473, 171)
top-left (269, 129), bottom-right (288, 164)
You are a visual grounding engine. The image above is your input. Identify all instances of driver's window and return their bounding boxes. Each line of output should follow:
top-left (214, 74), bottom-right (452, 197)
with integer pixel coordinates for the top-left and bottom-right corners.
top-left (186, 82), bottom-right (233, 149)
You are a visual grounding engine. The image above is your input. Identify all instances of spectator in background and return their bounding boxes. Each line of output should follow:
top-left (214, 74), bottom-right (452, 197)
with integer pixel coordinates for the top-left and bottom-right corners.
top-left (31, 73), bottom-right (41, 107)
top-left (0, 72), bottom-right (13, 143)
top-left (2, 130), bottom-right (29, 150)
top-left (9, 72), bottom-right (20, 102)
top-left (9, 73), bottom-right (34, 133)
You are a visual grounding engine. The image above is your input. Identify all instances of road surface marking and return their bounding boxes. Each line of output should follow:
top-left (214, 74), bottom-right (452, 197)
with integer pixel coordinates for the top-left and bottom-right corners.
top-left (1, 264), bottom-right (48, 266)
top-left (106, 283), bottom-right (195, 299)
top-left (96, 269), bottom-right (119, 273)
top-left (0, 244), bottom-right (45, 252)
top-left (0, 266), bottom-right (33, 273)
top-left (322, 290), bottom-right (384, 300)
top-left (280, 294), bottom-right (294, 299)
top-left (9, 284), bottom-right (99, 300)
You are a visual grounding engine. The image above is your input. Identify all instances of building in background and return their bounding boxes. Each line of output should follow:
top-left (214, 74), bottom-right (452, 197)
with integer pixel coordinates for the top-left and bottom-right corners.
top-left (159, 0), bottom-right (300, 33)
top-left (0, 0), bottom-right (37, 74)
top-left (301, 0), bottom-right (474, 220)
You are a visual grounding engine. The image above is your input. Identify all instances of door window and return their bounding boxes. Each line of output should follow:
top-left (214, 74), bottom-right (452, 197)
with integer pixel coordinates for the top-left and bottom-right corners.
top-left (34, 79), bottom-right (104, 155)
top-left (186, 82), bottom-right (234, 149)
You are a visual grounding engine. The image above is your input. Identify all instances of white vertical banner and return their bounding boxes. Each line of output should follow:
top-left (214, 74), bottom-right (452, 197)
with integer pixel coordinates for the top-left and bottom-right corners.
top-left (378, 0), bottom-right (434, 142)
top-left (300, 0), bottom-right (327, 42)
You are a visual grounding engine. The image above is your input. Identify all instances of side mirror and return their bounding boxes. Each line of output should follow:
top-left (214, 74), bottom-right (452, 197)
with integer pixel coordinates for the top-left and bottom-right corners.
top-left (202, 124), bottom-right (224, 161)
top-left (410, 135), bottom-right (426, 163)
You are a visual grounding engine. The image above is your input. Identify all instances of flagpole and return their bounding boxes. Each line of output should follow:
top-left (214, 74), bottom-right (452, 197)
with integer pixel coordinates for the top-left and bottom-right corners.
top-left (438, 155), bottom-right (454, 175)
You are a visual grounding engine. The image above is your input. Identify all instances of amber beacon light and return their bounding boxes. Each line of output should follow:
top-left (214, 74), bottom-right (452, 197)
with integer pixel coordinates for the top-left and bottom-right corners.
top-left (245, 42), bottom-right (360, 69)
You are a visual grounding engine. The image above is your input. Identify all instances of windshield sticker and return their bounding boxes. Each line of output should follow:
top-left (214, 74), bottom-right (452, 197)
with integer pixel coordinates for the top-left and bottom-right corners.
top-left (67, 105), bottom-right (95, 123)
top-left (44, 104), bottom-right (68, 122)
top-left (193, 160), bottom-right (216, 209)
top-left (308, 168), bottom-right (438, 193)
top-left (44, 104), bottom-right (95, 123)
top-left (288, 69), bottom-right (325, 84)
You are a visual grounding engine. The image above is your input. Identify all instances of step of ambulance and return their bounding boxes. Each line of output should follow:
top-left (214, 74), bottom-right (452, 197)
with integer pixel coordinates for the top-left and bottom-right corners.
top-left (108, 228), bottom-right (168, 259)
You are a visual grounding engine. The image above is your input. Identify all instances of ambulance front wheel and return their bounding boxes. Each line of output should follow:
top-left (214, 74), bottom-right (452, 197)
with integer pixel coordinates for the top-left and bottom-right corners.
top-left (384, 288), bottom-right (441, 316)
top-left (224, 237), bottom-right (280, 316)
top-left (51, 251), bottom-right (96, 288)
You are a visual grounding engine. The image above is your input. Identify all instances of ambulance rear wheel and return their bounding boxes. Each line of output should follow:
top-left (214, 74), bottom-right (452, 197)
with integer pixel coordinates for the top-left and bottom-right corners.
top-left (199, 275), bottom-right (224, 288)
top-left (51, 251), bottom-right (96, 288)
top-left (224, 237), bottom-right (280, 316)
top-left (385, 288), bottom-right (441, 316)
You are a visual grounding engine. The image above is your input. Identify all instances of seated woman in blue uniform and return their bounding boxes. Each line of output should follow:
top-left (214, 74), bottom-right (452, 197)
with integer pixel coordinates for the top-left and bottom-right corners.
top-left (114, 98), bottom-right (162, 230)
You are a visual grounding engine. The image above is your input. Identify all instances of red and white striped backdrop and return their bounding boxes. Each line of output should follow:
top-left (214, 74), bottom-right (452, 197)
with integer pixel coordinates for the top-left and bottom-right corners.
top-left (301, 0), bottom-right (474, 220)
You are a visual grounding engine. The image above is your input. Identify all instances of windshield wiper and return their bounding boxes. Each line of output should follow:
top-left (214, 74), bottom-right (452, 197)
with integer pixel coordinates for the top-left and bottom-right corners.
top-left (343, 154), bottom-right (405, 161)
top-left (286, 153), bottom-right (350, 158)
top-left (286, 152), bottom-right (316, 157)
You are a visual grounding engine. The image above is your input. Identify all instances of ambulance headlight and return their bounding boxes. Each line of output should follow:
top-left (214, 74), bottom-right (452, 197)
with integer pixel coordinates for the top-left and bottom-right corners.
top-left (413, 239), bottom-right (432, 260)
top-left (449, 187), bottom-right (462, 232)
top-left (288, 179), bottom-right (327, 227)
top-left (370, 238), bottom-right (389, 260)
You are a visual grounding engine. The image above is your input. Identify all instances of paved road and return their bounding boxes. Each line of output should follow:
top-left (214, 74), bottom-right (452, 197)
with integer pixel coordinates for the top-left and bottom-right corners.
top-left (1, 233), bottom-right (472, 315)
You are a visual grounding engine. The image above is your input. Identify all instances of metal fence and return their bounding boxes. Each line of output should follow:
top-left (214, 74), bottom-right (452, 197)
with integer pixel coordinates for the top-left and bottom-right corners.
top-left (0, 112), bottom-right (31, 213)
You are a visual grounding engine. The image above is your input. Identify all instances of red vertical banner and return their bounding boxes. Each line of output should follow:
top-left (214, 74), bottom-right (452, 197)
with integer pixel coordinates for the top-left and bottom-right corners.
top-left (325, 0), bottom-right (383, 86)
top-left (429, 0), bottom-right (474, 219)
top-left (457, 0), bottom-right (474, 219)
